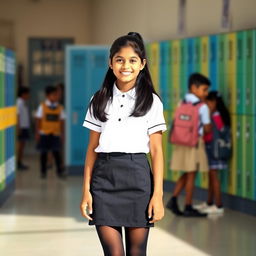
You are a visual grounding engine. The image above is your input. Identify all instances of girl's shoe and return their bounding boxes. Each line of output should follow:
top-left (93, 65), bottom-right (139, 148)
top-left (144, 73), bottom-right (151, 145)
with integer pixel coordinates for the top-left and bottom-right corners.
top-left (201, 205), bottom-right (224, 215)
top-left (193, 202), bottom-right (209, 211)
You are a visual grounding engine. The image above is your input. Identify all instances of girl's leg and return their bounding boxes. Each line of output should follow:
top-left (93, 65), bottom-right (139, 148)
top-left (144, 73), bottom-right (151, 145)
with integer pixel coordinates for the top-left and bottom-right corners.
top-left (173, 173), bottom-right (187, 197)
top-left (96, 225), bottom-right (125, 256)
top-left (184, 171), bottom-right (196, 205)
top-left (207, 171), bottom-right (214, 205)
top-left (209, 169), bottom-right (222, 207)
top-left (125, 227), bottom-right (150, 256)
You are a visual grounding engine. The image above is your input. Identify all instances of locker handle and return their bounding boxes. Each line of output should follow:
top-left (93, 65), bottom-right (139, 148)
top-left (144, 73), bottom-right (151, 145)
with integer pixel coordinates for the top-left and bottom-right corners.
top-left (72, 112), bottom-right (78, 125)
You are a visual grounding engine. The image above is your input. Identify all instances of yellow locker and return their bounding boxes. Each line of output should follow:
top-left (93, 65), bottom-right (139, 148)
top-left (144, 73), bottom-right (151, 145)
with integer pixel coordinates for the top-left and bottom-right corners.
top-left (201, 36), bottom-right (209, 77)
top-left (226, 33), bottom-right (237, 114)
top-left (171, 40), bottom-right (181, 108)
top-left (150, 42), bottom-right (160, 93)
top-left (228, 115), bottom-right (237, 194)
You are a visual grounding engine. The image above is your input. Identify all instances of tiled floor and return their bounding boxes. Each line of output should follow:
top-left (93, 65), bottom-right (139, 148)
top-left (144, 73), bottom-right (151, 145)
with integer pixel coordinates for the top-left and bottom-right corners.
top-left (0, 153), bottom-right (255, 256)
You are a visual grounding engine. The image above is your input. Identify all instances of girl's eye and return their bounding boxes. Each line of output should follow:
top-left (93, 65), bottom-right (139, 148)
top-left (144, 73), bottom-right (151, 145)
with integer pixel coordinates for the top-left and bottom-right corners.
top-left (116, 59), bottom-right (123, 63)
top-left (130, 59), bottom-right (137, 64)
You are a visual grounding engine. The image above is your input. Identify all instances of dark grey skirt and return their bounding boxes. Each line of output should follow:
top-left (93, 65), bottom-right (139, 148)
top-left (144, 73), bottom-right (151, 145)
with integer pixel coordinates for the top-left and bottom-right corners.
top-left (89, 152), bottom-right (154, 228)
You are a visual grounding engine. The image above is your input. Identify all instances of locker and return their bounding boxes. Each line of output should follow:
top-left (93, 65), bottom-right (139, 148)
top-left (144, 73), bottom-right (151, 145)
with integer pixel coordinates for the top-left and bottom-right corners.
top-left (150, 43), bottom-right (160, 93)
top-left (187, 38), bottom-right (195, 76)
top-left (200, 36), bottom-right (210, 188)
top-left (254, 116), bottom-right (256, 200)
top-left (244, 116), bottom-right (255, 199)
top-left (180, 39), bottom-right (188, 99)
top-left (0, 47), bottom-right (5, 191)
top-left (209, 35), bottom-right (218, 90)
top-left (217, 34), bottom-right (227, 103)
top-left (244, 30), bottom-right (256, 115)
top-left (236, 31), bottom-right (246, 114)
top-left (235, 115), bottom-right (245, 196)
top-left (163, 111), bottom-right (170, 180)
top-left (171, 40), bottom-right (181, 109)
top-left (226, 33), bottom-right (237, 114)
top-left (201, 36), bottom-right (209, 77)
top-left (65, 46), bottom-right (109, 172)
top-left (160, 41), bottom-right (171, 110)
top-left (194, 37), bottom-right (201, 73)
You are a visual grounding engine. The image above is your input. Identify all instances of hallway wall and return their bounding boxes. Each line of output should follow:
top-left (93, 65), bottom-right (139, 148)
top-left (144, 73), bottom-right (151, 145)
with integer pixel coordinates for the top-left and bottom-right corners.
top-left (89, 0), bottom-right (256, 44)
top-left (0, 0), bottom-right (91, 84)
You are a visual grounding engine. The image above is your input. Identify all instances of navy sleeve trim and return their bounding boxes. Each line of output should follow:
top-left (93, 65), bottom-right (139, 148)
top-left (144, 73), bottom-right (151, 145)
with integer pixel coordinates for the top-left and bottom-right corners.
top-left (84, 120), bottom-right (101, 128)
top-left (148, 123), bottom-right (166, 130)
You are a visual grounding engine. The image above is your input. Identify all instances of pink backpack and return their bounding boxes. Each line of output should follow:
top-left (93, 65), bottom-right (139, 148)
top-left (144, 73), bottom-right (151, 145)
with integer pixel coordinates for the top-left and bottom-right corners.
top-left (169, 101), bottom-right (204, 147)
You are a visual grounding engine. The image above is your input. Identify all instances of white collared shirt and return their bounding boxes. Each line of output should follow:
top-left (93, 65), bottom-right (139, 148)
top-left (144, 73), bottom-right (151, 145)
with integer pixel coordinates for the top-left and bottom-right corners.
top-left (83, 84), bottom-right (167, 153)
top-left (17, 98), bottom-right (30, 128)
top-left (184, 93), bottom-right (210, 135)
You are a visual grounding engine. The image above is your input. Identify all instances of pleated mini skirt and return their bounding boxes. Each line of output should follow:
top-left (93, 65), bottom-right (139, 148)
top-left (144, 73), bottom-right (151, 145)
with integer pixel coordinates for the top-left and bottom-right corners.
top-left (89, 152), bottom-right (154, 228)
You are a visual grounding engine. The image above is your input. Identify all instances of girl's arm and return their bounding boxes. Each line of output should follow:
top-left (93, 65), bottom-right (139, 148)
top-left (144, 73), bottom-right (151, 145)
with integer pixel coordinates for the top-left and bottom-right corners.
top-left (80, 130), bottom-right (100, 220)
top-left (148, 131), bottom-right (165, 223)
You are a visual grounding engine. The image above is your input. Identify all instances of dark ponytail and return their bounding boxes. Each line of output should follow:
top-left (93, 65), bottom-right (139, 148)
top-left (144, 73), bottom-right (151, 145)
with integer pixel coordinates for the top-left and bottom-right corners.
top-left (206, 91), bottom-right (231, 127)
top-left (89, 32), bottom-right (158, 122)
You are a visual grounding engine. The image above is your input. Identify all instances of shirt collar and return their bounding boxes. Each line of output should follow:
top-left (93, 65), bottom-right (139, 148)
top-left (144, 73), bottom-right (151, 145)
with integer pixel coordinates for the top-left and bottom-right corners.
top-left (185, 93), bottom-right (200, 103)
top-left (113, 83), bottom-right (136, 99)
top-left (45, 99), bottom-right (58, 107)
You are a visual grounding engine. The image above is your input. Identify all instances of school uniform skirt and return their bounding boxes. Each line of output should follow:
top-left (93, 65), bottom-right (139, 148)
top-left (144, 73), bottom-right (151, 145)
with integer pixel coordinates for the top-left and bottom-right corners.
top-left (170, 137), bottom-right (209, 172)
top-left (89, 152), bottom-right (154, 228)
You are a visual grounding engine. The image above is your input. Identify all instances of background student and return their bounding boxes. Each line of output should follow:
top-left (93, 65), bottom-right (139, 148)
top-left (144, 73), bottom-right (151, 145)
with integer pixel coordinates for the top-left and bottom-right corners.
top-left (167, 73), bottom-right (211, 217)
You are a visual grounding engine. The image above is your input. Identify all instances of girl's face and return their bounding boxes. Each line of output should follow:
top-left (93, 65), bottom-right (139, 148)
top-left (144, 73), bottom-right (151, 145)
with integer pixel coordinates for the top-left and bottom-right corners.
top-left (206, 99), bottom-right (217, 113)
top-left (110, 46), bottom-right (146, 86)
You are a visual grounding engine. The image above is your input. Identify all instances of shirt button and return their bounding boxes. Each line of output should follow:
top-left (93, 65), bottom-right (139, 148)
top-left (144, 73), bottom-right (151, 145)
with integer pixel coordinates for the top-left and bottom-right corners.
top-left (120, 105), bottom-right (123, 107)
top-left (118, 118), bottom-right (121, 121)
top-left (122, 95), bottom-right (125, 97)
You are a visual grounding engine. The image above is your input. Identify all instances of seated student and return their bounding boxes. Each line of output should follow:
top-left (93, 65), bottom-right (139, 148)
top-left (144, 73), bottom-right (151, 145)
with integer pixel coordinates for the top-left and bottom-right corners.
top-left (35, 86), bottom-right (66, 179)
top-left (167, 73), bottom-right (211, 217)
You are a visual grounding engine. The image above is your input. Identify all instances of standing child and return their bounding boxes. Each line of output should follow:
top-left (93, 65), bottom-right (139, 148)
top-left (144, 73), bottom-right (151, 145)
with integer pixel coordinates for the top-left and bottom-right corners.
top-left (194, 91), bottom-right (231, 214)
top-left (35, 86), bottom-right (66, 179)
top-left (167, 73), bottom-right (211, 217)
top-left (80, 32), bottom-right (166, 256)
top-left (17, 87), bottom-right (30, 170)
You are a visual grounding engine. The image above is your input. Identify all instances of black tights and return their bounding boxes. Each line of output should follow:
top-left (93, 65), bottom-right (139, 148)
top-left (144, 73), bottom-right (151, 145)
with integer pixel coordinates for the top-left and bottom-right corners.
top-left (96, 225), bottom-right (150, 256)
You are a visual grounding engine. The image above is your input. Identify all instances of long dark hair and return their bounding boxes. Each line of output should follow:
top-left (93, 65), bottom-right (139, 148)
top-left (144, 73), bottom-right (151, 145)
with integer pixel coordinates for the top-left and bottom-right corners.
top-left (206, 91), bottom-right (231, 127)
top-left (89, 32), bottom-right (158, 122)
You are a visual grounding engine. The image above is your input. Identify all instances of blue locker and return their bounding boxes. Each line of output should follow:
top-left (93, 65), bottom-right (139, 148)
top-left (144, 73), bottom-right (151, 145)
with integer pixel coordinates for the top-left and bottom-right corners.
top-left (159, 41), bottom-right (171, 110)
top-left (187, 38), bottom-right (195, 76)
top-left (209, 35), bottom-right (218, 90)
top-left (65, 46), bottom-right (109, 173)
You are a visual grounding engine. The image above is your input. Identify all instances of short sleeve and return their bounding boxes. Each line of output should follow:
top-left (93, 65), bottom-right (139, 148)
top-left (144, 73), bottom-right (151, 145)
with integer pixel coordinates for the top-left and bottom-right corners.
top-left (16, 100), bottom-right (21, 115)
top-left (35, 105), bottom-right (43, 118)
top-left (199, 104), bottom-right (210, 125)
top-left (83, 103), bottom-right (102, 133)
top-left (147, 95), bottom-right (167, 135)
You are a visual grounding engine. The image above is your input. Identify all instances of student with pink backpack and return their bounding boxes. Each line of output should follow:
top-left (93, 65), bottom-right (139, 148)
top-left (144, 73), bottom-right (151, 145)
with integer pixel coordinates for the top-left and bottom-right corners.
top-left (167, 73), bottom-right (211, 217)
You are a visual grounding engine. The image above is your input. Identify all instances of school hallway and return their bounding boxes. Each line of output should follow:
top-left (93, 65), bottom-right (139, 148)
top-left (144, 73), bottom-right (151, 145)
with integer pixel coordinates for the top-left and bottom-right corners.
top-left (0, 150), bottom-right (255, 256)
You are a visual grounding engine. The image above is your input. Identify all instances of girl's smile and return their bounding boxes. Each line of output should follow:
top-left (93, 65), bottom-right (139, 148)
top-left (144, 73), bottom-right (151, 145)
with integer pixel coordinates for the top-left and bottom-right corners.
top-left (110, 46), bottom-right (146, 90)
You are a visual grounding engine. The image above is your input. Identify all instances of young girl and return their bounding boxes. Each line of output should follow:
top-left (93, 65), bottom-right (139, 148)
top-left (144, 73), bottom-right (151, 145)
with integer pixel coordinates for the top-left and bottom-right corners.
top-left (195, 91), bottom-right (231, 214)
top-left (80, 32), bottom-right (166, 256)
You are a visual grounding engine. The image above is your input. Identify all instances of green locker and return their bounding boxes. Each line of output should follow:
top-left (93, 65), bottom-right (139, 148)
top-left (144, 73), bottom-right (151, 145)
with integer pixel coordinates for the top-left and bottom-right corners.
top-left (236, 31), bottom-right (246, 115)
top-left (217, 34), bottom-right (227, 102)
top-left (180, 39), bottom-right (188, 99)
top-left (244, 116), bottom-right (255, 199)
top-left (244, 30), bottom-right (255, 115)
top-left (194, 37), bottom-right (201, 73)
top-left (236, 115), bottom-right (245, 197)
top-left (166, 41), bottom-right (173, 111)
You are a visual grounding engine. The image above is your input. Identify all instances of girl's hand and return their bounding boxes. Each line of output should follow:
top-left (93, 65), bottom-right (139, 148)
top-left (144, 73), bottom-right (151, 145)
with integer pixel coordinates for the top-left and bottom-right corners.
top-left (148, 194), bottom-right (164, 223)
top-left (80, 191), bottom-right (93, 221)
